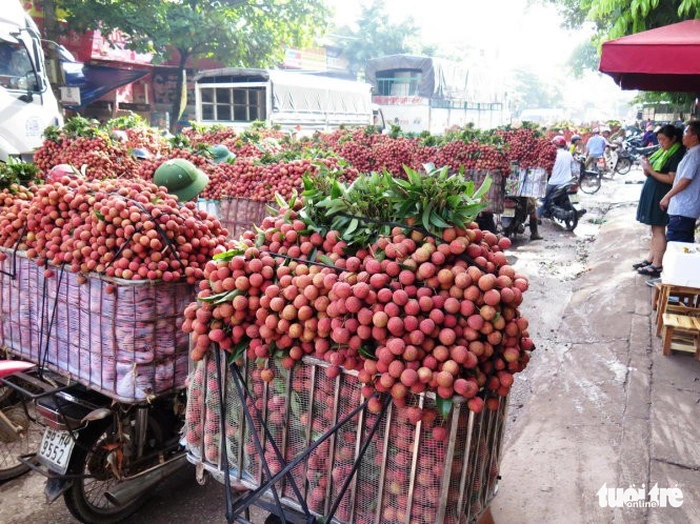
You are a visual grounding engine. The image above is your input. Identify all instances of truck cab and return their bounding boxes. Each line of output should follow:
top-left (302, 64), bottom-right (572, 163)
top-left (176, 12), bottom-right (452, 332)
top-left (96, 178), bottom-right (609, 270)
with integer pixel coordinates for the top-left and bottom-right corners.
top-left (0, 1), bottom-right (63, 163)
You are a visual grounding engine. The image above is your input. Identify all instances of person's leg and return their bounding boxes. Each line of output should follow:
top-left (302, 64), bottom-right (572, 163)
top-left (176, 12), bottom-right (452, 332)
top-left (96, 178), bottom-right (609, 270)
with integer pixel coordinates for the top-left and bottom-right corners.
top-left (527, 197), bottom-right (542, 240)
top-left (537, 184), bottom-right (556, 218)
top-left (650, 225), bottom-right (667, 267)
top-left (667, 215), bottom-right (696, 244)
top-left (584, 155), bottom-right (595, 170)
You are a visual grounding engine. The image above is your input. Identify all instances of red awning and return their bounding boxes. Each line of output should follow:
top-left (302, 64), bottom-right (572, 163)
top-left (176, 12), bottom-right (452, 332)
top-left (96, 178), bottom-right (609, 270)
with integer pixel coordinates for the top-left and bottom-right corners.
top-left (599, 19), bottom-right (700, 92)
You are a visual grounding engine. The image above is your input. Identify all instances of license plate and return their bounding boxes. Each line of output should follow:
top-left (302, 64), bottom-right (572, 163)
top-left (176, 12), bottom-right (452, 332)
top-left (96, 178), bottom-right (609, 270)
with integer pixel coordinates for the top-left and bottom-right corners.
top-left (569, 194), bottom-right (580, 203)
top-left (502, 208), bottom-right (515, 217)
top-left (37, 428), bottom-right (75, 474)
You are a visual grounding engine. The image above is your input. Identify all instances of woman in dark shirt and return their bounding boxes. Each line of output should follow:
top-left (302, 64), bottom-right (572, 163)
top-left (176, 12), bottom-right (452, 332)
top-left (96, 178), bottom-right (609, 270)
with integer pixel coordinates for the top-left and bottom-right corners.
top-left (635, 125), bottom-right (685, 277)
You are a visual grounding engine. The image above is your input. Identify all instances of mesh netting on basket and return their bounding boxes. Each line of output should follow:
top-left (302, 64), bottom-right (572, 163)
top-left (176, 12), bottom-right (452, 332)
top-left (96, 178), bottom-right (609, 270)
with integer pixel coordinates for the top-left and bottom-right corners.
top-left (185, 358), bottom-right (206, 456)
top-left (219, 198), bottom-right (272, 239)
top-left (186, 351), bottom-right (509, 524)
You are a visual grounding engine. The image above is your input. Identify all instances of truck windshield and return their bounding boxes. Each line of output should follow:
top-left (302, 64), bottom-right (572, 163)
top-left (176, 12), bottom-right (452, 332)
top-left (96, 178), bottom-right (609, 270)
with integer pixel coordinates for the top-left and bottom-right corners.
top-left (0, 40), bottom-right (39, 91)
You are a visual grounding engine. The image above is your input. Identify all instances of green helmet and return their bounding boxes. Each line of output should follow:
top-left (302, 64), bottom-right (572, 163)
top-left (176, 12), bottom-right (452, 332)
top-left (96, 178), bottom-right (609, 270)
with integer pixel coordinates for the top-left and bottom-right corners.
top-left (154, 158), bottom-right (209, 202)
top-left (210, 144), bottom-right (236, 164)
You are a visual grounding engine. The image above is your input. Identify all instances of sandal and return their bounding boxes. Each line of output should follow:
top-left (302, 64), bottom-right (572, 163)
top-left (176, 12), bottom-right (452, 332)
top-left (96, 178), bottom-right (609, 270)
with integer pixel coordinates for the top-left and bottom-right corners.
top-left (637, 264), bottom-right (662, 276)
top-left (632, 259), bottom-right (651, 269)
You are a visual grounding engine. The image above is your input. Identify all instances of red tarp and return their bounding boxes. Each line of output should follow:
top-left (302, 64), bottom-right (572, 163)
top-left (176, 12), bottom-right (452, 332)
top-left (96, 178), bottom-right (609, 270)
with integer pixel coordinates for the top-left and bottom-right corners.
top-left (599, 19), bottom-right (700, 92)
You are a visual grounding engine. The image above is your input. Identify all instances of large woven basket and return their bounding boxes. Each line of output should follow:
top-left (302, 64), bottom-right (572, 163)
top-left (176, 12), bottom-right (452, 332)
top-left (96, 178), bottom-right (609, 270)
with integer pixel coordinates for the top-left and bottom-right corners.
top-left (0, 248), bottom-right (193, 403)
top-left (185, 352), bottom-right (507, 524)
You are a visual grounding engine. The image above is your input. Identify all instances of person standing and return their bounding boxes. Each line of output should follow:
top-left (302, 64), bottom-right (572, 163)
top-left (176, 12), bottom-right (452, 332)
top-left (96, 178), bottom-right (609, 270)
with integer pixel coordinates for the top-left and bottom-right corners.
top-left (660, 121), bottom-right (700, 244)
top-left (634, 125), bottom-right (685, 277)
top-left (584, 128), bottom-right (606, 169)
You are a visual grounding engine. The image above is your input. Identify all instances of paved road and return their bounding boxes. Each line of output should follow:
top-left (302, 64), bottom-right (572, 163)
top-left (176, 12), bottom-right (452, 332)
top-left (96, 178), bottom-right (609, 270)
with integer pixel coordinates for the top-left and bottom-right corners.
top-left (0, 171), bottom-right (646, 524)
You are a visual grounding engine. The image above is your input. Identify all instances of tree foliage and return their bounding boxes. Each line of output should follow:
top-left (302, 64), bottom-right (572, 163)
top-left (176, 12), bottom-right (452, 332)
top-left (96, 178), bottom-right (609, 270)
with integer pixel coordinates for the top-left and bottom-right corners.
top-left (546, 0), bottom-right (700, 39)
top-left (567, 41), bottom-right (600, 78)
top-left (55, 0), bottom-right (329, 130)
top-left (510, 69), bottom-right (563, 114)
top-left (333, 0), bottom-right (422, 76)
top-left (545, 0), bottom-right (700, 104)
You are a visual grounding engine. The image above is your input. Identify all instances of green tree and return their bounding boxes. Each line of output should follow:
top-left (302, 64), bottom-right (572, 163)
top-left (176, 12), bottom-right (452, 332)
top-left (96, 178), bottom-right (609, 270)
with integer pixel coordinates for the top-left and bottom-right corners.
top-left (567, 41), bottom-right (599, 78)
top-left (333, 0), bottom-right (421, 76)
top-left (510, 69), bottom-right (563, 115)
top-left (545, 0), bottom-right (700, 106)
top-left (546, 0), bottom-right (700, 39)
top-left (54, 0), bottom-right (328, 131)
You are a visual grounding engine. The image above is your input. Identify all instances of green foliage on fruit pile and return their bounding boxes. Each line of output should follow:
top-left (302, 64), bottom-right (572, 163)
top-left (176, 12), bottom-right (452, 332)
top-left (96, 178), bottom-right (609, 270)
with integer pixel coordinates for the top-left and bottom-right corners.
top-left (0, 158), bottom-right (41, 190)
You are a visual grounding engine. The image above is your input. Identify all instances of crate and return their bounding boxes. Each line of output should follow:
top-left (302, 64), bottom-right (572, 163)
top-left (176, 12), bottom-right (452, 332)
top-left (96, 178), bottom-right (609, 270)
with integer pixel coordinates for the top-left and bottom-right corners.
top-left (185, 352), bottom-right (508, 524)
top-left (662, 242), bottom-right (700, 288)
top-left (197, 198), bottom-right (273, 239)
top-left (0, 248), bottom-right (194, 403)
top-left (462, 170), bottom-right (505, 214)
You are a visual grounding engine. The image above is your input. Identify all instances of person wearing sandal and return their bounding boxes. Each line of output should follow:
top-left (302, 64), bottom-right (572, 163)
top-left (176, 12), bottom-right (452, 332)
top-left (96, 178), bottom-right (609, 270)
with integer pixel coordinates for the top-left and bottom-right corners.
top-left (635, 124), bottom-right (686, 278)
top-left (660, 120), bottom-right (700, 244)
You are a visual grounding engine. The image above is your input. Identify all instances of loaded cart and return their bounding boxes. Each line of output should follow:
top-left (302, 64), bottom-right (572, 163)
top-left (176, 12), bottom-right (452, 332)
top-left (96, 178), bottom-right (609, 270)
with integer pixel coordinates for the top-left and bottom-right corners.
top-left (185, 350), bottom-right (508, 524)
top-left (0, 176), bottom-right (230, 523)
top-left (181, 164), bottom-right (534, 524)
top-left (0, 244), bottom-right (194, 522)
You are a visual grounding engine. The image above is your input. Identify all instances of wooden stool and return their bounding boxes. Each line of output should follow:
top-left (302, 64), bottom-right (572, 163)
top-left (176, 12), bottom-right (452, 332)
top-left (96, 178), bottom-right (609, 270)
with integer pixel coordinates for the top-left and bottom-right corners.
top-left (661, 313), bottom-right (700, 359)
top-left (655, 283), bottom-right (700, 337)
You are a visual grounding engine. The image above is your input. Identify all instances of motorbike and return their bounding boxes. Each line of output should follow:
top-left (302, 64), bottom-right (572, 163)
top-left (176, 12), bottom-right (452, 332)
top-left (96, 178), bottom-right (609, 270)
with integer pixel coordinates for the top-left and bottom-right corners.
top-left (1, 364), bottom-right (188, 523)
top-left (623, 143), bottom-right (661, 165)
top-left (573, 155), bottom-right (602, 194)
top-left (540, 179), bottom-right (586, 232)
top-left (0, 359), bottom-right (40, 481)
top-left (500, 196), bottom-right (530, 238)
top-left (595, 145), bottom-right (633, 176)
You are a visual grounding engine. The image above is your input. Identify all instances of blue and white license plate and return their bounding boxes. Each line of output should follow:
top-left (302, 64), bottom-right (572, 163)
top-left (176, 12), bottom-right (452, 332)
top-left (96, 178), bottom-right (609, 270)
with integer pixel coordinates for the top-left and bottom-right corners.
top-left (37, 428), bottom-right (75, 474)
top-left (569, 194), bottom-right (580, 204)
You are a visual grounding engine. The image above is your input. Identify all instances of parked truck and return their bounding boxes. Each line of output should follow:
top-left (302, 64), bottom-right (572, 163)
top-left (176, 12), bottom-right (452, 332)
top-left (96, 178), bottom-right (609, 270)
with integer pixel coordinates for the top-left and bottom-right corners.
top-left (0, 0), bottom-right (62, 163)
top-left (366, 55), bottom-right (509, 134)
top-left (193, 68), bottom-right (383, 133)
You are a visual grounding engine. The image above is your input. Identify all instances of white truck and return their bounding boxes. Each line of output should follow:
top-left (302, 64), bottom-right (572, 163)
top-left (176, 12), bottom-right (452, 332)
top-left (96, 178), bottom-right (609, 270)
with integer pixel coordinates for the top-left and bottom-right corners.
top-left (366, 55), bottom-right (509, 134)
top-left (193, 68), bottom-right (383, 133)
top-left (0, 1), bottom-right (62, 163)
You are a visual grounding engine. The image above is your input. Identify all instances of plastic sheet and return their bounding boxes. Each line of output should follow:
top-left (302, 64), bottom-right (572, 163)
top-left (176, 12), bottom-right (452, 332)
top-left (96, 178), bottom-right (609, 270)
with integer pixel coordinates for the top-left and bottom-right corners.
top-left (0, 248), bottom-right (195, 402)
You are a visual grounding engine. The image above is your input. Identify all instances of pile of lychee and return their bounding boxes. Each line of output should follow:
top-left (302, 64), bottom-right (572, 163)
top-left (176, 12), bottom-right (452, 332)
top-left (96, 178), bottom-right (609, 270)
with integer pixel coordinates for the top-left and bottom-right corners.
top-left (183, 200), bottom-right (533, 416)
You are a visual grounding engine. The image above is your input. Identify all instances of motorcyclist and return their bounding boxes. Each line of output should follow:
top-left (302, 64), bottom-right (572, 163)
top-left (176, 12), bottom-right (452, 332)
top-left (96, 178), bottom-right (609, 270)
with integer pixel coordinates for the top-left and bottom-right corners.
top-left (569, 135), bottom-right (583, 155)
top-left (538, 136), bottom-right (573, 219)
top-left (584, 128), bottom-right (606, 169)
top-left (601, 127), bottom-right (620, 168)
top-left (642, 123), bottom-right (659, 146)
top-left (153, 158), bottom-right (209, 202)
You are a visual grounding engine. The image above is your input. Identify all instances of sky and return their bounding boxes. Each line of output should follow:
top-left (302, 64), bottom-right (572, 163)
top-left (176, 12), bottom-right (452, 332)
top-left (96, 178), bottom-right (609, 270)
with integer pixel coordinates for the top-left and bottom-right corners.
top-left (326, 0), bottom-right (639, 121)
top-left (329, 0), bottom-right (580, 75)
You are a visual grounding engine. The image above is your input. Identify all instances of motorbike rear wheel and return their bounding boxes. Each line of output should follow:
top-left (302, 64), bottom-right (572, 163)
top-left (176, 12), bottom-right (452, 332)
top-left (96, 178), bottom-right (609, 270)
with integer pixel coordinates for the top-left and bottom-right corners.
top-left (579, 172), bottom-right (602, 195)
top-left (563, 203), bottom-right (579, 231)
top-left (615, 157), bottom-right (632, 175)
top-left (63, 420), bottom-right (147, 523)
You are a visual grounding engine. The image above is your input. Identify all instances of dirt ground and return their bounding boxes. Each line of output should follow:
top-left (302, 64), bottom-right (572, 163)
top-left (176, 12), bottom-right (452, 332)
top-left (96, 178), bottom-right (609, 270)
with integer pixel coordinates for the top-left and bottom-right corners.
top-left (0, 169), bottom-right (648, 524)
